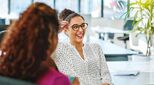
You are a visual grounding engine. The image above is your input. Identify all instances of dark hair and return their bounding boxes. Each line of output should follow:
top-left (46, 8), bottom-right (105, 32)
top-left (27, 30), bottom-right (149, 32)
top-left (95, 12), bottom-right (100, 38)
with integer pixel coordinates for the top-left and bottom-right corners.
top-left (0, 2), bottom-right (59, 82)
top-left (59, 8), bottom-right (84, 22)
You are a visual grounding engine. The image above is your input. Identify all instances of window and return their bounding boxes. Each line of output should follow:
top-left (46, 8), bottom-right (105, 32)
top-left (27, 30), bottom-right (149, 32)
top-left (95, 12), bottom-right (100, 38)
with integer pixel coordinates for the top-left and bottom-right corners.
top-left (0, 0), bottom-right (8, 18)
top-left (80, 0), bottom-right (91, 14)
top-left (104, 0), bottom-right (128, 19)
top-left (10, 0), bottom-right (32, 19)
top-left (91, 0), bottom-right (101, 17)
top-left (55, 0), bottom-right (78, 13)
top-left (33, 0), bottom-right (54, 8)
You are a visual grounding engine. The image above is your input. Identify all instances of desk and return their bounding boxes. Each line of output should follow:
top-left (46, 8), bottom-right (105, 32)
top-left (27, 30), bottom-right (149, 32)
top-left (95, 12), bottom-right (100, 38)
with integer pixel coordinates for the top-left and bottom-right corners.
top-left (93, 39), bottom-right (138, 61)
top-left (107, 57), bottom-right (154, 85)
top-left (110, 72), bottom-right (154, 85)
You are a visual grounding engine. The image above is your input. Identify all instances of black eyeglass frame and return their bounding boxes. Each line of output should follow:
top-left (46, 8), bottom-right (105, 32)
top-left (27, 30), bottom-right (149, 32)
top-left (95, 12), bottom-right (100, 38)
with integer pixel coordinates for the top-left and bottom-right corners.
top-left (70, 23), bottom-right (88, 31)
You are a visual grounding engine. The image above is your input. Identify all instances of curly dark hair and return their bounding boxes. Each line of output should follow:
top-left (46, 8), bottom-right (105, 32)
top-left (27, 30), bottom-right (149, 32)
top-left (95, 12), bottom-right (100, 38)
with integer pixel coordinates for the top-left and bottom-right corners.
top-left (59, 8), bottom-right (84, 22)
top-left (0, 2), bottom-right (59, 82)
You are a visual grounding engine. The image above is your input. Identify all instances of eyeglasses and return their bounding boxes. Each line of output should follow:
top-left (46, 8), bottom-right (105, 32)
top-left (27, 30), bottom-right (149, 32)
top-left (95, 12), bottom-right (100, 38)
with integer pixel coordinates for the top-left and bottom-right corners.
top-left (71, 23), bottom-right (88, 31)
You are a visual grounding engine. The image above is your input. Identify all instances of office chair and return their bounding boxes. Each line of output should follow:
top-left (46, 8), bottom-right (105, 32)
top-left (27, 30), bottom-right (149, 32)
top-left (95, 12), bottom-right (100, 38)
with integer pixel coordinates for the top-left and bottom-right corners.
top-left (0, 30), bottom-right (6, 43)
top-left (108, 33), bottom-right (114, 43)
top-left (0, 25), bottom-right (8, 31)
top-left (117, 20), bottom-right (134, 48)
top-left (0, 75), bottom-right (35, 85)
top-left (0, 25), bottom-right (9, 43)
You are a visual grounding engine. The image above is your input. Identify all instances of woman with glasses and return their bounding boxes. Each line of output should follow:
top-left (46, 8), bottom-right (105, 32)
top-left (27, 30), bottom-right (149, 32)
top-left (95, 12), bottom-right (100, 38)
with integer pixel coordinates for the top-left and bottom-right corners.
top-left (52, 9), bottom-right (112, 85)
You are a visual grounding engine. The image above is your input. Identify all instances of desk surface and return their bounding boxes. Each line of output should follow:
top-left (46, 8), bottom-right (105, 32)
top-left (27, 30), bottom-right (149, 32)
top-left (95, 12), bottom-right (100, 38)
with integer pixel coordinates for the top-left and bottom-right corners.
top-left (107, 56), bottom-right (154, 72)
top-left (111, 72), bottom-right (154, 85)
top-left (107, 56), bottom-right (154, 85)
top-left (95, 39), bottom-right (138, 55)
top-left (90, 39), bottom-right (139, 61)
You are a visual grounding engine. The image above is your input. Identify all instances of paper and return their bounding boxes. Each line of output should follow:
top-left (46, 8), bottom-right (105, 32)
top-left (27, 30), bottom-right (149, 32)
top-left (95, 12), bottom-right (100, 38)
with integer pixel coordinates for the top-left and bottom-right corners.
top-left (113, 71), bottom-right (140, 76)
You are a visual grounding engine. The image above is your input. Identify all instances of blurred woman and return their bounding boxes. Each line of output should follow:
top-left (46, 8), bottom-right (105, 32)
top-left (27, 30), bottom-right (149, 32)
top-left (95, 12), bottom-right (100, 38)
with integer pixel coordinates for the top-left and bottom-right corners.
top-left (52, 9), bottom-right (112, 85)
top-left (0, 2), bottom-right (70, 85)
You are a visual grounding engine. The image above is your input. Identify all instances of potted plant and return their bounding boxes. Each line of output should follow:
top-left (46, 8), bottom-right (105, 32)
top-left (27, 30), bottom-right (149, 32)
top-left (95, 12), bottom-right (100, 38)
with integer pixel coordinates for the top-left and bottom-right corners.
top-left (125, 0), bottom-right (154, 56)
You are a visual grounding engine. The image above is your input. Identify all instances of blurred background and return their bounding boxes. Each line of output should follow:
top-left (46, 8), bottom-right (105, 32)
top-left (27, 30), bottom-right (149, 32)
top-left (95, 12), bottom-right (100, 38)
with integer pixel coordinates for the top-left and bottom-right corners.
top-left (0, 0), bottom-right (153, 60)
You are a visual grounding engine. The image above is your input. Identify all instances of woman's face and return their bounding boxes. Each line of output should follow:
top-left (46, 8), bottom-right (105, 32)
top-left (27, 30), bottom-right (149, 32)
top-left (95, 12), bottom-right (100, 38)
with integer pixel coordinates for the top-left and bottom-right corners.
top-left (66, 16), bottom-right (87, 43)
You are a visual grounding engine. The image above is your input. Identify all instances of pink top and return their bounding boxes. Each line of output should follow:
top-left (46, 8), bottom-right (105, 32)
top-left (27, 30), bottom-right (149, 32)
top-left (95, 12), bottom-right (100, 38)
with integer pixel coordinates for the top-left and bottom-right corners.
top-left (37, 68), bottom-right (71, 85)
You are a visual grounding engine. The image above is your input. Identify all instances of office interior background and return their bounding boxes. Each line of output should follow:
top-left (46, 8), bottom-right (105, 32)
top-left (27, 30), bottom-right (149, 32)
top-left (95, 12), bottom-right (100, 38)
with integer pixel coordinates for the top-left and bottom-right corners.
top-left (1, 0), bottom-right (154, 58)
top-left (1, 0), bottom-right (154, 85)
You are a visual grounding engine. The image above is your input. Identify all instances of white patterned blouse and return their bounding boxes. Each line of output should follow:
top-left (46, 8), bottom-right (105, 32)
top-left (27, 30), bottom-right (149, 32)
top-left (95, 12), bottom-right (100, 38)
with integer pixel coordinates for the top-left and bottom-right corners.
top-left (52, 42), bottom-right (112, 85)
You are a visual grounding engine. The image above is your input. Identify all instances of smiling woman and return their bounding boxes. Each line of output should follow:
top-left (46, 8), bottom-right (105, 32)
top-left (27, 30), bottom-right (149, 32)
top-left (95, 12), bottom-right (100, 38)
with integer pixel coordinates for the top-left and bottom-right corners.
top-left (52, 8), bottom-right (113, 85)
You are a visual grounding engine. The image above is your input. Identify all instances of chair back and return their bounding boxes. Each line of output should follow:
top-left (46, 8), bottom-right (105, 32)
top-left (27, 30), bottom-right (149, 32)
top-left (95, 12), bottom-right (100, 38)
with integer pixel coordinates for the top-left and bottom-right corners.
top-left (0, 25), bottom-right (8, 31)
top-left (0, 30), bottom-right (6, 43)
top-left (0, 19), bottom-right (5, 25)
top-left (0, 75), bottom-right (35, 85)
top-left (123, 20), bottom-right (134, 31)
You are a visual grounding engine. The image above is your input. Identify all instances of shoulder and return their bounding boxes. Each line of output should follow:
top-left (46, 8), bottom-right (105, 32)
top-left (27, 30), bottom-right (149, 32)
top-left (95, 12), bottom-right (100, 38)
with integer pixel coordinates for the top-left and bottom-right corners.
top-left (86, 42), bottom-right (104, 54)
top-left (52, 42), bottom-right (72, 60)
top-left (55, 42), bottom-right (73, 53)
top-left (49, 69), bottom-right (71, 85)
top-left (37, 68), bottom-right (70, 85)
top-left (54, 42), bottom-right (71, 53)
top-left (56, 42), bottom-right (71, 50)
top-left (58, 42), bottom-right (69, 46)
top-left (87, 42), bottom-right (101, 49)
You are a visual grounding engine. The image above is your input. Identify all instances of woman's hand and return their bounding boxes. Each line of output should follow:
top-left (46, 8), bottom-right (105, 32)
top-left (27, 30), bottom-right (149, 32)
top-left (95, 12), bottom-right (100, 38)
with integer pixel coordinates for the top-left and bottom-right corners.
top-left (59, 21), bottom-right (68, 32)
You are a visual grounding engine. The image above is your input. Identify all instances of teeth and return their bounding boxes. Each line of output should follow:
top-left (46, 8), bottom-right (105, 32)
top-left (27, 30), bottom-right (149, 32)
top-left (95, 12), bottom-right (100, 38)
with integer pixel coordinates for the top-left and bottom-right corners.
top-left (78, 35), bottom-right (82, 37)
top-left (76, 32), bottom-right (83, 39)
top-left (76, 35), bottom-right (82, 39)
top-left (77, 34), bottom-right (82, 37)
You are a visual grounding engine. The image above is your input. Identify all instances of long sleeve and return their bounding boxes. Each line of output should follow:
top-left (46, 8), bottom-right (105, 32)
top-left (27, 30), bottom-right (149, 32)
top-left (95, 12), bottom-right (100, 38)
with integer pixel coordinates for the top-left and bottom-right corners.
top-left (92, 43), bottom-right (113, 85)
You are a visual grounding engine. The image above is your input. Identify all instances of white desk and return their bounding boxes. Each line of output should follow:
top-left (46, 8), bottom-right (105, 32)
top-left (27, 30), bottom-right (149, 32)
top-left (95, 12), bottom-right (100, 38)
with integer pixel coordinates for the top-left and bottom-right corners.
top-left (99, 41), bottom-right (138, 56)
top-left (107, 56), bottom-right (154, 85)
top-left (110, 72), bottom-right (154, 85)
top-left (91, 39), bottom-right (138, 61)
